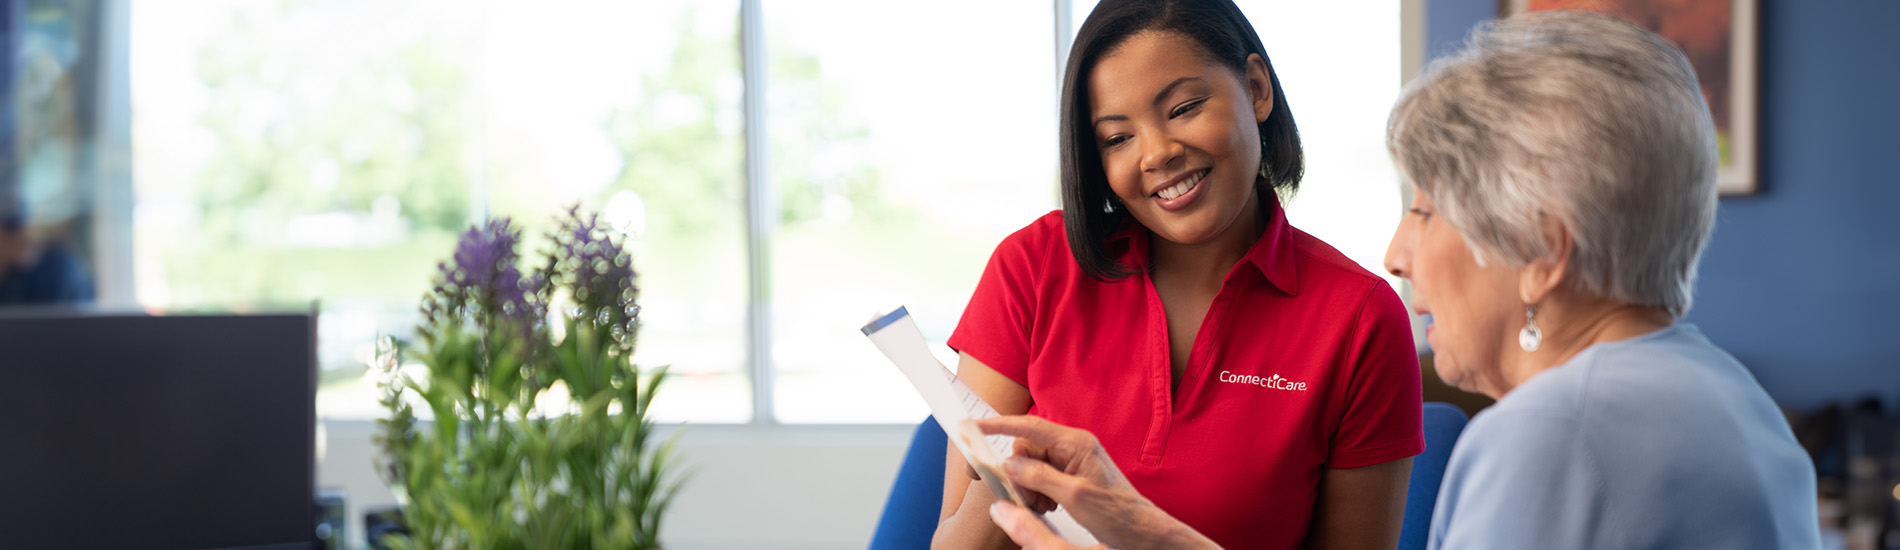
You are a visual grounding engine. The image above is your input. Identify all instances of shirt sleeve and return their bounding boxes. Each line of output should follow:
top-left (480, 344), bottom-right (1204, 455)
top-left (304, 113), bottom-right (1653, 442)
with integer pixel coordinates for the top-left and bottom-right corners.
top-left (1429, 412), bottom-right (1608, 550)
top-left (946, 222), bottom-right (1046, 387)
top-left (1327, 280), bottom-right (1426, 469)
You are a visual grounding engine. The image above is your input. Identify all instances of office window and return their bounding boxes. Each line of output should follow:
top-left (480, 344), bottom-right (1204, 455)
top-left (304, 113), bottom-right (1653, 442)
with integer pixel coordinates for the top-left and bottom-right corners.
top-left (1235, 1), bottom-right (1404, 283)
top-left (764, 1), bottom-right (1058, 423)
top-left (475, 0), bottom-right (751, 423)
top-left (127, 0), bottom-right (1399, 425)
top-left (130, 0), bottom-right (748, 422)
top-left (132, 0), bottom-right (475, 418)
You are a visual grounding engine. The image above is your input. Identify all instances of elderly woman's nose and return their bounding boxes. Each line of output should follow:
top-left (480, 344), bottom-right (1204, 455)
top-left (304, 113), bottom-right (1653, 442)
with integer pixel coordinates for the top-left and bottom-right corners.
top-left (1384, 220), bottom-right (1414, 279)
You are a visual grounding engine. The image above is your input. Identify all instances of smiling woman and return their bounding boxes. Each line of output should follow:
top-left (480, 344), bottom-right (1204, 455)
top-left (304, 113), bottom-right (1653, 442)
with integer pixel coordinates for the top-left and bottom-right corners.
top-left (933, 1), bottom-right (1422, 550)
top-left (1089, 31), bottom-right (1271, 257)
top-left (1064, 26), bottom-right (1302, 284)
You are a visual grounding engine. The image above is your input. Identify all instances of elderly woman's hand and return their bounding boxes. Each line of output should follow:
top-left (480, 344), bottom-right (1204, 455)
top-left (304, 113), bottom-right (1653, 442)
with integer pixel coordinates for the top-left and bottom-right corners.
top-left (988, 501), bottom-right (1103, 550)
top-left (976, 415), bottom-right (1221, 550)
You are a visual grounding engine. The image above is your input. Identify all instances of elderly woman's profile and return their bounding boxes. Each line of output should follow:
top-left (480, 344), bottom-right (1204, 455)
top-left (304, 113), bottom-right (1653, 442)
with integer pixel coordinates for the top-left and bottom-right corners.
top-left (979, 9), bottom-right (1821, 550)
top-left (1382, 10), bottom-right (1818, 549)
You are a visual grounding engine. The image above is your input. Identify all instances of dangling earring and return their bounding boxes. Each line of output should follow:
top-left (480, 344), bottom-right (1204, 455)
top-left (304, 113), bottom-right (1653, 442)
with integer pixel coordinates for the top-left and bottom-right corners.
top-left (1519, 305), bottom-right (1542, 352)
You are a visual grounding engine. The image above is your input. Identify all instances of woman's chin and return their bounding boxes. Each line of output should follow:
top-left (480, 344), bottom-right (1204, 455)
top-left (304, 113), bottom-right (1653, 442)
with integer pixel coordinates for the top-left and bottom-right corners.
top-left (1152, 226), bottom-right (1216, 246)
top-left (1433, 360), bottom-right (1471, 393)
top-left (1141, 211), bottom-right (1226, 245)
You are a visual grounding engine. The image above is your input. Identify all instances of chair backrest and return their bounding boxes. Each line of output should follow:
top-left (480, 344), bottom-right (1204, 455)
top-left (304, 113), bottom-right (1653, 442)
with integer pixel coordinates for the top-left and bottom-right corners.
top-left (868, 417), bottom-right (948, 550)
top-left (1400, 402), bottom-right (1472, 550)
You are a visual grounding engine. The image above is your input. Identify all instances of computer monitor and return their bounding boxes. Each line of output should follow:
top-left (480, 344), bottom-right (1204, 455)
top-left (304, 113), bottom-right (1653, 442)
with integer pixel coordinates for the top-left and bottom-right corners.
top-left (0, 310), bottom-right (316, 550)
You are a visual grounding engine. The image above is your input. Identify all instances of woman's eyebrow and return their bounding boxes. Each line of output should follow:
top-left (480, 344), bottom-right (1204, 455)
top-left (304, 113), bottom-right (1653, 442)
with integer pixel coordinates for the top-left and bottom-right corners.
top-left (1092, 76), bottom-right (1207, 128)
top-left (1150, 76), bottom-right (1204, 107)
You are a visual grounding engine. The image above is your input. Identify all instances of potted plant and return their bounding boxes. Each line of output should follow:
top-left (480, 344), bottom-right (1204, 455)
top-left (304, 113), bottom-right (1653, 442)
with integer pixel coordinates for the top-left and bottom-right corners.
top-left (374, 207), bottom-right (683, 549)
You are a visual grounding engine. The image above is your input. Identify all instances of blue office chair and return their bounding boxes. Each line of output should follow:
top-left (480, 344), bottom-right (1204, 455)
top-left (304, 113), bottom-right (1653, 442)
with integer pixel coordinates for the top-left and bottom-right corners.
top-left (1400, 402), bottom-right (1471, 550)
top-left (870, 404), bottom-right (1470, 550)
top-left (869, 417), bottom-right (948, 550)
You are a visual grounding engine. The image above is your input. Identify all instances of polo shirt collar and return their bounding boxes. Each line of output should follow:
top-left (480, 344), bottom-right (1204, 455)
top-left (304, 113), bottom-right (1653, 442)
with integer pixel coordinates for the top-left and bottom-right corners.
top-left (1108, 193), bottom-right (1300, 296)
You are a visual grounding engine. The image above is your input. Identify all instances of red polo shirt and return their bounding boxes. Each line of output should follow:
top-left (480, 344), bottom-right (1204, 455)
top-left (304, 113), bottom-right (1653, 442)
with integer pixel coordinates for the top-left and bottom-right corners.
top-left (948, 197), bottom-right (1423, 550)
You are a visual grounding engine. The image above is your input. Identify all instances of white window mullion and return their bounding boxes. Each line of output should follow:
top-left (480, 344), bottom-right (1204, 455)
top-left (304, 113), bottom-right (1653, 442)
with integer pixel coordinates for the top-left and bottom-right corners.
top-left (92, 0), bottom-right (135, 308)
top-left (1056, 0), bottom-right (1073, 85)
top-left (740, 0), bottom-right (777, 425)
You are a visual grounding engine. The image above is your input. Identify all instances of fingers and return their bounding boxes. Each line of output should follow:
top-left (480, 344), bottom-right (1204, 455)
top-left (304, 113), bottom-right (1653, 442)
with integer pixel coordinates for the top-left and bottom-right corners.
top-left (988, 501), bottom-right (1075, 550)
top-left (1012, 481), bottom-right (1056, 515)
top-left (979, 416), bottom-right (1098, 464)
top-left (980, 415), bottom-right (1115, 515)
top-left (1034, 494), bottom-right (1059, 514)
top-left (1001, 455), bottom-right (1082, 505)
top-left (977, 415), bottom-right (1068, 441)
top-left (1003, 437), bottom-right (1056, 511)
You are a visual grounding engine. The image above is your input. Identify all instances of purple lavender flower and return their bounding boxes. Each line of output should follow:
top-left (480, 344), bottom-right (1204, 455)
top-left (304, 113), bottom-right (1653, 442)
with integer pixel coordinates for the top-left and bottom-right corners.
top-left (551, 205), bottom-right (640, 349)
top-left (432, 218), bottom-right (545, 324)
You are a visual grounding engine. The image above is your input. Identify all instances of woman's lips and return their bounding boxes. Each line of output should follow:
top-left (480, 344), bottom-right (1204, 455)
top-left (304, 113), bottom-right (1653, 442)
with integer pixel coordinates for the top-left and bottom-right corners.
top-left (1153, 170), bottom-right (1209, 212)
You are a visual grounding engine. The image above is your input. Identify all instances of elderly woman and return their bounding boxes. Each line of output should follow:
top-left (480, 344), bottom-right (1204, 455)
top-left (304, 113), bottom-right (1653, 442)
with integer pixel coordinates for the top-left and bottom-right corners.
top-left (979, 10), bottom-right (1820, 550)
top-left (1382, 10), bottom-right (1818, 549)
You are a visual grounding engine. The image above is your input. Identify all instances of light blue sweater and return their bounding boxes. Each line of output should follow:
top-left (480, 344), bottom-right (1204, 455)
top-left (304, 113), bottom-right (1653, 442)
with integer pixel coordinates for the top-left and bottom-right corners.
top-left (1428, 324), bottom-right (1820, 549)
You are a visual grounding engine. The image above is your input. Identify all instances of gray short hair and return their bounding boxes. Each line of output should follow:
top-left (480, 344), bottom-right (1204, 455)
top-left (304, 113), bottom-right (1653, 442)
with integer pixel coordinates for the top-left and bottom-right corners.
top-left (1387, 10), bottom-right (1718, 318)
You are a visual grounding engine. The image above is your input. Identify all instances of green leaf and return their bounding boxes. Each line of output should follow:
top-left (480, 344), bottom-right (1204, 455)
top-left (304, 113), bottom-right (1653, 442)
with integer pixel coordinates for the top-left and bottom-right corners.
top-left (446, 499), bottom-right (484, 543)
top-left (635, 365), bottom-right (671, 419)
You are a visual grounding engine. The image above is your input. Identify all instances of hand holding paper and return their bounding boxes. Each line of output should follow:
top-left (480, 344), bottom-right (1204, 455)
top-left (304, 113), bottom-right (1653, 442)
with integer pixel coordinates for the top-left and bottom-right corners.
top-left (860, 307), bottom-right (1025, 507)
top-left (861, 306), bottom-right (1098, 545)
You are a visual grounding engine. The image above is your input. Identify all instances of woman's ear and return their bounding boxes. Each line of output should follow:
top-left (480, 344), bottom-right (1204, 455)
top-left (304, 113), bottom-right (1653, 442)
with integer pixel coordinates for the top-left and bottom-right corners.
top-left (1517, 215), bottom-right (1571, 305)
top-left (1246, 53), bottom-right (1273, 124)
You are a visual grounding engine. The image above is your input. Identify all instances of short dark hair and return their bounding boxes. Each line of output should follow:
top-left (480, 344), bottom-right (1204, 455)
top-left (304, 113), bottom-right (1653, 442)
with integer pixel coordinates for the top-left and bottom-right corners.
top-left (1060, 0), bottom-right (1303, 280)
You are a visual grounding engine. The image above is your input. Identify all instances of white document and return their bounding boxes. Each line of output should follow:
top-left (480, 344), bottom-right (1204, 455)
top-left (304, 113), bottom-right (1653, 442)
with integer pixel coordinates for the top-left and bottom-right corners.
top-left (861, 306), bottom-right (1098, 545)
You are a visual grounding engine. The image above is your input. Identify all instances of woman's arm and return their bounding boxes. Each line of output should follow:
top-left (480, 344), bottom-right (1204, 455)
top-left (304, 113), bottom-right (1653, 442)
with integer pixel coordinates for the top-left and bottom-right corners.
top-left (932, 352), bottom-right (1033, 550)
top-left (1306, 457), bottom-right (1413, 550)
top-left (1304, 282), bottom-right (1422, 548)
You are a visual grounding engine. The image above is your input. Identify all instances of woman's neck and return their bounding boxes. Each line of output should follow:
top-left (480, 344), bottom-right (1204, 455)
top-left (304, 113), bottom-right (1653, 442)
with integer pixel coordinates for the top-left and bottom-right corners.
top-left (1497, 295), bottom-right (1675, 396)
top-left (1149, 189), bottom-right (1267, 286)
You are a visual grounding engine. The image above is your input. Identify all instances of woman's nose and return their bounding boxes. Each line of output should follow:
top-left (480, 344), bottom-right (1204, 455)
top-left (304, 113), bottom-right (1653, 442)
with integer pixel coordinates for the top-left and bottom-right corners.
top-left (1384, 219), bottom-right (1414, 279)
top-left (1139, 135), bottom-right (1184, 173)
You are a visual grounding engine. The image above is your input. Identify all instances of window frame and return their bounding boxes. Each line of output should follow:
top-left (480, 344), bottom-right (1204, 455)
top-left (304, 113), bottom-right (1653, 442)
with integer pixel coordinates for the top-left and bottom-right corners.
top-left (101, 0), bottom-right (1420, 427)
top-left (93, 0), bottom-right (1075, 427)
top-left (736, 0), bottom-right (1079, 425)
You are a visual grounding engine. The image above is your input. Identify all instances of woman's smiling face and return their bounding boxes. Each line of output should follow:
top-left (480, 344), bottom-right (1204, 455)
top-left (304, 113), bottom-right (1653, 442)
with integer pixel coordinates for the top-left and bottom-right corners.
top-left (1087, 31), bottom-right (1274, 246)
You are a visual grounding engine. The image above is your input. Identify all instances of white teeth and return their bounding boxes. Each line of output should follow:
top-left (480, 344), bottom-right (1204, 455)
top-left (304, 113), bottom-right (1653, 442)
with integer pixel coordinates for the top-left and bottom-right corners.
top-left (1157, 171), bottom-right (1204, 201)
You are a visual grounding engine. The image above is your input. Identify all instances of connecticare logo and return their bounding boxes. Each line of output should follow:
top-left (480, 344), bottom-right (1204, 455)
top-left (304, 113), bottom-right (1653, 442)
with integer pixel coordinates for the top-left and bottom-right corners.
top-left (1217, 370), bottom-right (1308, 391)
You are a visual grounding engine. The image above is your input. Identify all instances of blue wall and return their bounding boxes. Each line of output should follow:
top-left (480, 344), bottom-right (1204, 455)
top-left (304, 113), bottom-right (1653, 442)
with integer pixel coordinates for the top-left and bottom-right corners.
top-left (1427, 0), bottom-right (1900, 410)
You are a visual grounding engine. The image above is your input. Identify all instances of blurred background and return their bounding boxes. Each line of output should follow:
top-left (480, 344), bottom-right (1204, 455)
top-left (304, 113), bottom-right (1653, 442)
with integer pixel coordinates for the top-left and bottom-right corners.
top-left (2, 0), bottom-right (1894, 548)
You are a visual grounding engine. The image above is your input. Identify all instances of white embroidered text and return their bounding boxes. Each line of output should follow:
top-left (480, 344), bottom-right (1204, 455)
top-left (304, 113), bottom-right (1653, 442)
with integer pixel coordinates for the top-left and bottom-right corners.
top-left (1218, 371), bottom-right (1308, 391)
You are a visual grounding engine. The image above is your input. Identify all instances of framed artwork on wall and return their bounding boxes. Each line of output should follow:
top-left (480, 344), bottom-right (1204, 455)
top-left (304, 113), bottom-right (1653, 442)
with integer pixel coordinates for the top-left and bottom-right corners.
top-left (1504, 0), bottom-right (1759, 195)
